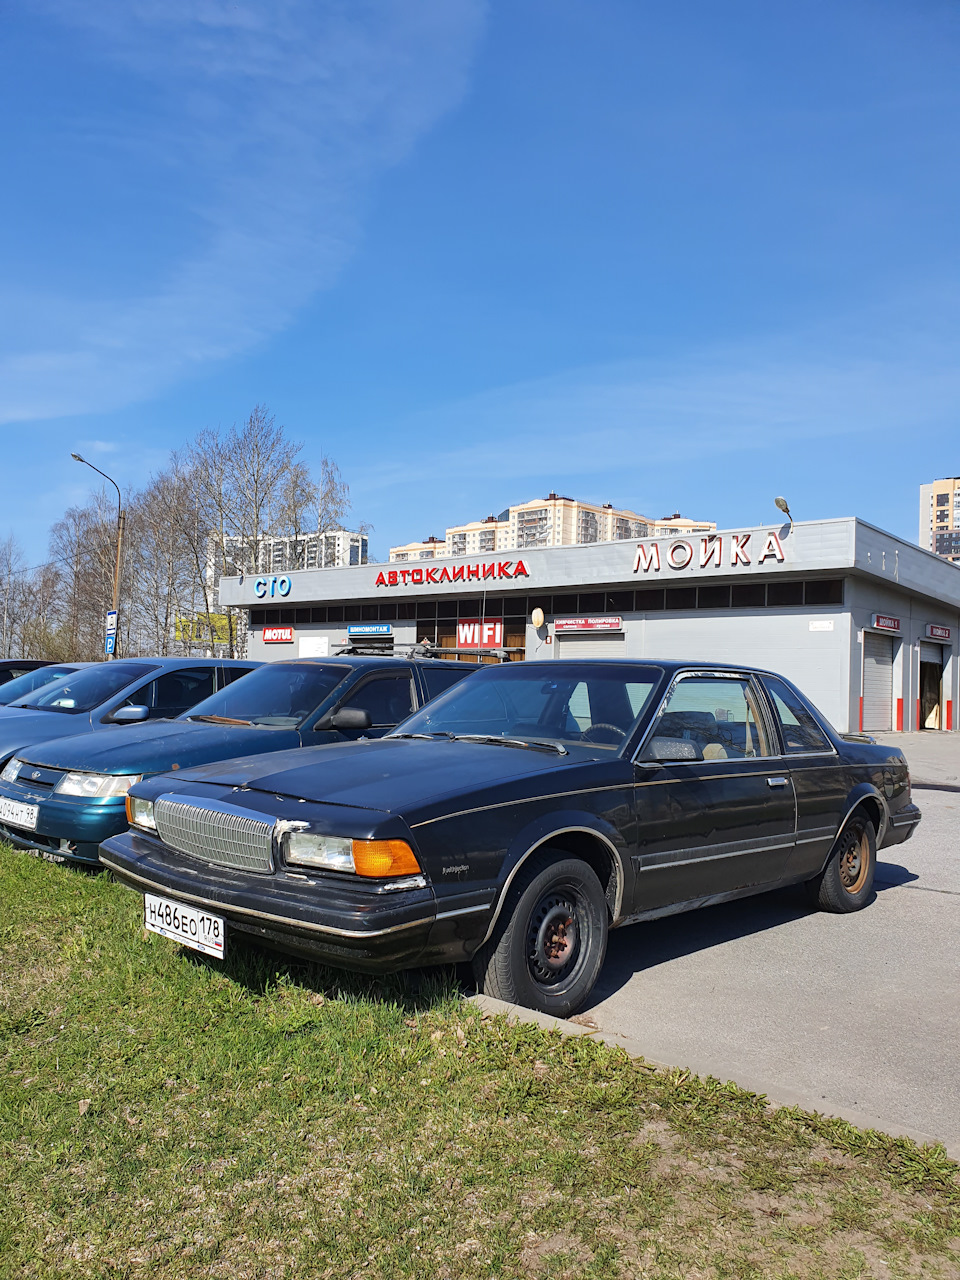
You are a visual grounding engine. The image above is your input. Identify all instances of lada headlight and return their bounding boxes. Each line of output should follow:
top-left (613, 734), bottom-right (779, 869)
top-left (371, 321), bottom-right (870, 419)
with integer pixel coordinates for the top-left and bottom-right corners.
top-left (55, 772), bottom-right (141, 798)
top-left (284, 833), bottom-right (421, 878)
top-left (1, 757), bottom-right (23, 783)
top-left (125, 795), bottom-right (156, 831)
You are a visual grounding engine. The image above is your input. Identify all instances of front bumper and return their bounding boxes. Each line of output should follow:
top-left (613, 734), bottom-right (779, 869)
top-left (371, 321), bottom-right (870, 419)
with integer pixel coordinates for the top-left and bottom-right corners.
top-left (100, 830), bottom-right (439, 972)
top-left (0, 780), bottom-right (129, 864)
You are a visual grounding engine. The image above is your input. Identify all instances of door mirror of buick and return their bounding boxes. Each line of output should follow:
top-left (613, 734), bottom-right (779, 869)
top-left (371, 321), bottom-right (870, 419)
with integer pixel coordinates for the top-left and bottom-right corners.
top-left (112, 704), bottom-right (150, 724)
top-left (315, 707), bottom-right (372, 731)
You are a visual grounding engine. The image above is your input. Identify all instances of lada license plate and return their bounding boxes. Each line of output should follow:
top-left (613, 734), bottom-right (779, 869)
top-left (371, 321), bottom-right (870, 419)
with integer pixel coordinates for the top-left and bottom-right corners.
top-left (144, 893), bottom-right (225, 959)
top-left (0, 797), bottom-right (38, 830)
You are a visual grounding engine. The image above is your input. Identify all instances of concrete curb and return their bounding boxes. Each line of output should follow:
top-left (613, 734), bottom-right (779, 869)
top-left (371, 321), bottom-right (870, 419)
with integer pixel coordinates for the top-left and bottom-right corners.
top-left (466, 993), bottom-right (959, 1160)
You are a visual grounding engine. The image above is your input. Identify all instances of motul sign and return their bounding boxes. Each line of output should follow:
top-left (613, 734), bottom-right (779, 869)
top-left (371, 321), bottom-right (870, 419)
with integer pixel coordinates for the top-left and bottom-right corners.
top-left (376, 561), bottom-right (529, 588)
top-left (263, 626), bottom-right (294, 643)
top-left (457, 618), bottom-right (503, 649)
top-left (633, 531), bottom-right (785, 574)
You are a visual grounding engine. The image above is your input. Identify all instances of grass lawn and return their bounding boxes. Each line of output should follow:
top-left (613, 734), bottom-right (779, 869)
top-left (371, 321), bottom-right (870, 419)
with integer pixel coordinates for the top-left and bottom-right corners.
top-left (1, 846), bottom-right (957, 1280)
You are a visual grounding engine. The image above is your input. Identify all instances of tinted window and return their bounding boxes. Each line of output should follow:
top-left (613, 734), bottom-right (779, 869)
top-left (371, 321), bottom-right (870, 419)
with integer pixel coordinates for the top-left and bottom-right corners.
top-left (342, 675), bottom-right (414, 726)
top-left (219, 665), bottom-right (258, 688)
top-left (183, 662), bottom-right (349, 728)
top-left (17, 663), bottom-right (159, 714)
top-left (421, 665), bottom-right (478, 701)
top-left (643, 675), bottom-right (769, 761)
top-left (0, 665), bottom-right (78, 705)
top-left (122, 667), bottom-right (216, 719)
top-left (394, 664), bottom-right (661, 751)
top-left (763, 675), bottom-right (833, 754)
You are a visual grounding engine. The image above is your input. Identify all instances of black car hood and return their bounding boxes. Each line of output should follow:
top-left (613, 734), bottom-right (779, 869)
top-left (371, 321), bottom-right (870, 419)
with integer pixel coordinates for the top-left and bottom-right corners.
top-left (170, 737), bottom-right (588, 815)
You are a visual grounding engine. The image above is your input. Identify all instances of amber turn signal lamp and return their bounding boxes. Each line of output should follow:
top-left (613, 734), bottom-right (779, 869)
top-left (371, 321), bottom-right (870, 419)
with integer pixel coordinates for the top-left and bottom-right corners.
top-left (351, 839), bottom-right (421, 878)
top-left (125, 795), bottom-right (134, 823)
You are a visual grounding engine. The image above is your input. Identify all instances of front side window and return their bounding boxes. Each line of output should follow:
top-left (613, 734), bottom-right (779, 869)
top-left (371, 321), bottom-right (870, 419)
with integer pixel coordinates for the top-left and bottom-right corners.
top-left (341, 675), bottom-right (414, 726)
top-left (0, 665), bottom-right (78, 705)
top-left (17, 663), bottom-right (160, 714)
top-left (121, 668), bottom-right (217, 719)
top-left (641, 675), bottom-right (769, 761)
top-left (762, 675), bottom-right (833, 754)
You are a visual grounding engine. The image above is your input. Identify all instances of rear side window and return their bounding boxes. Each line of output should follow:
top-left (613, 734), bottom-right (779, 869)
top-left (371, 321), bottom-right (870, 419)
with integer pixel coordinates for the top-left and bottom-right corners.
top-left (762, 676), bottom-right (833, 754)
top-left (219, 665), bottom-right (257, 688)
top-left (421, 665), bottom-right (477, 701)
top-left (642, 675), bottom-right (769, 761)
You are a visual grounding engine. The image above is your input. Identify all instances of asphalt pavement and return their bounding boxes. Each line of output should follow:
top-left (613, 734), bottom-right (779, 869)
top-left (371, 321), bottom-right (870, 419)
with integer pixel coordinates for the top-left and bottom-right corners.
top-left (581, 782), bottom-right (959, 1155)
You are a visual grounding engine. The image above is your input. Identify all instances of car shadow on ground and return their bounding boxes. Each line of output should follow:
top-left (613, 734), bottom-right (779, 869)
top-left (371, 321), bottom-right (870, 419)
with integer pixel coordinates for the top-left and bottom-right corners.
top-left (584, 864), bottom-right (918, 1009)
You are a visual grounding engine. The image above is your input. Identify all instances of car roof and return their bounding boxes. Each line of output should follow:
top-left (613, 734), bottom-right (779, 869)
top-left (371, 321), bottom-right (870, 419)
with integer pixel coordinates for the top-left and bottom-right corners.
top-left (268, 655), bottom-right (483, 669)
top-left (489, 658), bottom-right (791, 679)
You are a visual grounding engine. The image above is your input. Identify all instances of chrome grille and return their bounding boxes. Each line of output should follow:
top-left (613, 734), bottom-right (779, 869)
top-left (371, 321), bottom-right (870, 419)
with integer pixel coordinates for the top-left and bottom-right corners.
top-left (155, 797), bottom-right (274, 873)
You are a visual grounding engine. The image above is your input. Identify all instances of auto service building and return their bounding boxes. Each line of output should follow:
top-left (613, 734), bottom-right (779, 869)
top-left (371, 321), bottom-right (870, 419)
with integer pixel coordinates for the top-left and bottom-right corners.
top-left (218, 517), bottom-right (960, 736)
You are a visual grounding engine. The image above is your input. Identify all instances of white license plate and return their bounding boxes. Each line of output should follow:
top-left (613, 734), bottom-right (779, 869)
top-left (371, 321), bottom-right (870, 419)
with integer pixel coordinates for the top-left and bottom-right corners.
top-left (144, 893), bottom-right (225, 959)
top-left (0, 796), bottom-right (38, 830)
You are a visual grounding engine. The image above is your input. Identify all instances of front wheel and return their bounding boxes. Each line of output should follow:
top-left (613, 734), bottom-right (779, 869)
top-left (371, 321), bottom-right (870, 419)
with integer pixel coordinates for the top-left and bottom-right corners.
top-left (807, 815), bottom-right (876, 913)
top-left (472, 852), bottom-right (608, 1017)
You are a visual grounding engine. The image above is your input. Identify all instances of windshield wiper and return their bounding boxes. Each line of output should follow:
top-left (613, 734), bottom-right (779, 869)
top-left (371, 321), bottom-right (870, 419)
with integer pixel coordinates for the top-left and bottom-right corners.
top-left (389, 731), bottom-right (456, 740)
top-left (188, 714), bottom-right (252, 726)
top-left (450, 734), bottom-right (568, 755)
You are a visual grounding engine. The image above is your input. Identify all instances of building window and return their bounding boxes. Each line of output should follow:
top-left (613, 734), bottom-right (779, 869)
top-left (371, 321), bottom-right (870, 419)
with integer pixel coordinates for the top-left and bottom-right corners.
top-left (665, 587), bottom-right (697, 610)
top-left (766, 582), bottom-right (804, 607)
top-left (731, 583), bottom-right (766, 608)
top-left (937, 494), bottom-right (950, 506)
top-left (803, 579), bottom-right (843, 605)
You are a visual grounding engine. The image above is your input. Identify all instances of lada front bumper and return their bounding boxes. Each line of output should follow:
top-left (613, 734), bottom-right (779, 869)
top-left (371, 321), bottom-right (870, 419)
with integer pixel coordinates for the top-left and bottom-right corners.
top-left (0, 780), bottom-right (126, 865)
top-left (100, 829), bottom-right (439, 972)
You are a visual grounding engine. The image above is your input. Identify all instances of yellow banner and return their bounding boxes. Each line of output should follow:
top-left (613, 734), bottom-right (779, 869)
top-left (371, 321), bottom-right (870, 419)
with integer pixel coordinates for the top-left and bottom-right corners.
top-left (175, 614), bottom-right (232, 644)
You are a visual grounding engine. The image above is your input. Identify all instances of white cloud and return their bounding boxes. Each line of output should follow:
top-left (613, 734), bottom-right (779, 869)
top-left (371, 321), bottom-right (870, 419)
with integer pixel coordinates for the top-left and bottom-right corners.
top-left (0, 0), bottom-right (486, 424)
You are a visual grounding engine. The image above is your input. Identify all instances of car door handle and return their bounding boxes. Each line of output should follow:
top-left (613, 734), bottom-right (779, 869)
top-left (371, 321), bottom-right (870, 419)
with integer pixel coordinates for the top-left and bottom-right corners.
top-left (766, 776), bottom-right (789, 788)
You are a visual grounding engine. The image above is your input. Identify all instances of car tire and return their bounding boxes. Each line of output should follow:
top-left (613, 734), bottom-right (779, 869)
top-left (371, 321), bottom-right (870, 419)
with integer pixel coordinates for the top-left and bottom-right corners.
top-left (471, 852), bottom-right (608, 1018)
top-left (807, 813), bottom-right (876, 913)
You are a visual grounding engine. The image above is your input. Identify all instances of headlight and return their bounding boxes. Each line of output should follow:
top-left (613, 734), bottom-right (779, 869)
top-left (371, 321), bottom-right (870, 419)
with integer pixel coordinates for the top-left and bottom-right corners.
top-left (55, 772), bottom-right (141, 798)
top-left (125, 795), bottom-right (156, 831)
top-left (284, 833), bottom-right (421, 878)
top-left (1, 757), bottom-right (23, 783)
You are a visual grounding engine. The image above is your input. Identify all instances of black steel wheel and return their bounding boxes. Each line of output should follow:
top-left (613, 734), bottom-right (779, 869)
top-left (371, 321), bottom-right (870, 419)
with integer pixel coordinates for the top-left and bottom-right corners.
top-left (472, 851), bottom-right (608, 1017)
top-left (807, 814), bottom-right (877, 913)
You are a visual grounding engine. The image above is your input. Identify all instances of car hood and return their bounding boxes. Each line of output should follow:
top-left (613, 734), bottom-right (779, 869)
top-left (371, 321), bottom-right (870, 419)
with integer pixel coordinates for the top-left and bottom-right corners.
top-left (0, 712), bottom-right (94, 760)
top-left (166, 736), bottom-right (607, 817)
top-left (15, 720), bottom-right (302, 775)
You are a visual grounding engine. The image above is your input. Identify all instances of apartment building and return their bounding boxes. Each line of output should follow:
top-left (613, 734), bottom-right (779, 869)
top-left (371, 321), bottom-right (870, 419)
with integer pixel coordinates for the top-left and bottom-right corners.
top-left (211, 528), bottom-right (368, 582)
top-left (919, 478), bottom-right (960, 563)
top-left (389, 494), bottom-right (714, 561)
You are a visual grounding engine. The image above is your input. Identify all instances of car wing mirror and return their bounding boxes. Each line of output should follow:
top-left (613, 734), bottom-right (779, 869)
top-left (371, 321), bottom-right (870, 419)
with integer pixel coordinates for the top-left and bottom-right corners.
top-left (112, 705), bottom-right (149, 724)
top-left (316, 707), bottom-right (372, 731)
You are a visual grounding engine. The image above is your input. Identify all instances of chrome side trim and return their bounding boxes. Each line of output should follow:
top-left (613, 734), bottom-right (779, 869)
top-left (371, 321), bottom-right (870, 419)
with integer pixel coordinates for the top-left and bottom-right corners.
top-left (477, 826), bottom-right (626, 947)
top-left (410, 784), bottom-right (631, 828)
top-left (635, 836), bottom-right (794, 872)
top-left (435, 904), bottom-right (489, 920)
top-left (100, 856), bottom-right (433, 940)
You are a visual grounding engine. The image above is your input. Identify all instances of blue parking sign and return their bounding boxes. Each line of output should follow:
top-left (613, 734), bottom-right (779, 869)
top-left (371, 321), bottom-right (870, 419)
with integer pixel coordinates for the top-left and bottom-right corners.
top-left (104, 634), bottom-right (116, 655)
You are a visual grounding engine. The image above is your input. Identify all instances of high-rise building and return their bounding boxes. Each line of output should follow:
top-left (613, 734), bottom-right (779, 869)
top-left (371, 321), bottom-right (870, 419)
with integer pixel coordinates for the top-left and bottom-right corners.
top-left (919, 478), bottom-right (960, 563)
top-left (389, 494), bottom-right (714, 562)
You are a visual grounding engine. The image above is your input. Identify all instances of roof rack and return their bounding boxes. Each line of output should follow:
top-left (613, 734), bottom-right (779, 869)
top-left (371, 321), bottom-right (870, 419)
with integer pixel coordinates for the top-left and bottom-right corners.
top-left (333, 642), bottom-right (515, 660)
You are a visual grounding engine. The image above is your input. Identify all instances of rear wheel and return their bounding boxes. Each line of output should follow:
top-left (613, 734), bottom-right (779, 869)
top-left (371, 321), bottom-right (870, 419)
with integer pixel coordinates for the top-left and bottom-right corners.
top-left (808, 814), bottom-right (876, 913)
top-left (472, 852), bottom-right (608, 1017)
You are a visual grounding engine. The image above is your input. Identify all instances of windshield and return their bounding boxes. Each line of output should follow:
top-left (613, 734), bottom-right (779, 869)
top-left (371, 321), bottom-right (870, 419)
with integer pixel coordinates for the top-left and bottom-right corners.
top-left (0, 665), bottom-right (80, 705)
top-left (391, 662), bottom-right (663, 751)
top-left (183, 662), bottom-right (350, 729)
top-left (14, 662), bottom-right (159, 714)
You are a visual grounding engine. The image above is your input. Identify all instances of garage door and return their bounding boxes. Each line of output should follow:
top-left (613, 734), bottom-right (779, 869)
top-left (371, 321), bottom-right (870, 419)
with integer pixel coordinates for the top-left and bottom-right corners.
top-left (920, 641), bottom-right (943, 666)
top-left (555, 633), bottom-right (626, 659)
top-left (862, 632), bottom-right (894, 732)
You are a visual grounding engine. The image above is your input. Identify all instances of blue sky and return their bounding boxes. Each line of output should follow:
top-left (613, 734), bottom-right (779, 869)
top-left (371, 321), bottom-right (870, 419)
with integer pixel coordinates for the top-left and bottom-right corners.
top-left (2, 0), bottom-right (958, 562)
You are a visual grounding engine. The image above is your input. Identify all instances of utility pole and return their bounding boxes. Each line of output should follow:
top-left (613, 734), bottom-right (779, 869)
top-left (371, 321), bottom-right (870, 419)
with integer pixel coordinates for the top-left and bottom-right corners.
top-left (71, 453), bottom-right (124, 660)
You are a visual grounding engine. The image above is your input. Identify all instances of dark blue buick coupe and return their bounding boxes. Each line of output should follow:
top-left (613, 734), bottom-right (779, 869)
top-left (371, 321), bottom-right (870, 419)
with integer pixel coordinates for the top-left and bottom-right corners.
top-left (102, 660), bottom-right (921, 1015)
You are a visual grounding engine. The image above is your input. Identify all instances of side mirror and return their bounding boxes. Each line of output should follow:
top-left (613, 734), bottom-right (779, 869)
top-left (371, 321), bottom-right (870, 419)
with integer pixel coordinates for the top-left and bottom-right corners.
top-left (331, 707), bottom-right (372, 730)
top-left (112, 704), bottom-right (149, 724)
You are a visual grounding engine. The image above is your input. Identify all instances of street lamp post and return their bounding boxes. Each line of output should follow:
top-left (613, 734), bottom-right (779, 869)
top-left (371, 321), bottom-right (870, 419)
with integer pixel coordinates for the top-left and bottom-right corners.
top-left (71, 453), bottom-right (125, 659)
